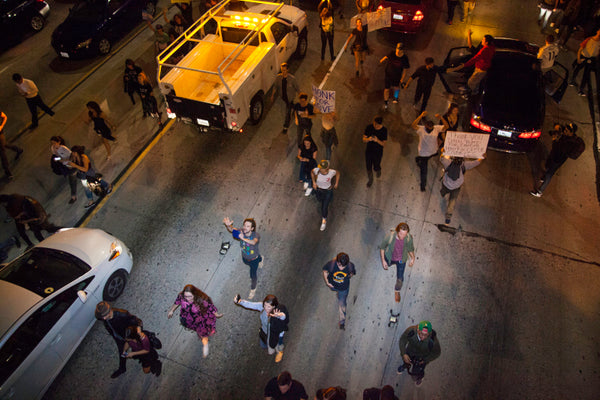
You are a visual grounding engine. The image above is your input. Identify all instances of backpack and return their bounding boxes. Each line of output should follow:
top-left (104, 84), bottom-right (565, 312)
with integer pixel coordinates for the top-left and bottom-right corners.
top-left (445, 160), bottom-right (465, 181)
top-left (568, 135), bottom-right (585, 160)
top-left (143, 330), bottom-right (162, 349)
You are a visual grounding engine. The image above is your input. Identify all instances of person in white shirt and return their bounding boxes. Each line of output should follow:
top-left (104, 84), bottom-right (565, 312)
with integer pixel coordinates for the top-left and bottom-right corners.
top-left (12, 73), bottom-right (55, 129)
top-left (570, 28), bottom-right (600, 95)
top-left (538, 35), bottom-right (559, 75)
top-left (311, 160), bottom-right (340, 231)
top-left (411, 111), bottom-right (443, 192)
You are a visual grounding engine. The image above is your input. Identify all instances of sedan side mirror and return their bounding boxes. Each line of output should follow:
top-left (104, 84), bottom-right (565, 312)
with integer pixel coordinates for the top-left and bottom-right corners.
top-left (77, 290), bottom-right (88, 303)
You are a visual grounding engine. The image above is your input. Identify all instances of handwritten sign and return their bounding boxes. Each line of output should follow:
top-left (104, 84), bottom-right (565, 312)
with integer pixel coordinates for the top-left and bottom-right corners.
top-left (350, 8), bottom-right (391, 32)
top-left (312, 85), bottom-right (336, 113)
top-left (443, 131), bottom-right (489, 159)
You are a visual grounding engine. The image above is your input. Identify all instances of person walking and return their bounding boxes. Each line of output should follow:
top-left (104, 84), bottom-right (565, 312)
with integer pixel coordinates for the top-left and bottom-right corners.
top-left (363, 116), bottom-right (387, 188)
top-left (94, 301), bottom-right (143, 379)
top-left (298, 135), bottom-right (318, 196)
top-left (234, 293), bottom-right (289, 363)
top-left (379, 222), bottom-right (415, 303)
top-left (446, 31), bottom-right (495, 94)
top-left (50, 136), bottom-right (78, 204)
top-left (397, 321), bottom-right (441, 386)
top-left (446, 0), bottom-right (459, 24)
top-left (138, 72), bottom-right (161, 122)
top-left (538, 35), bottom-right (559, 79)
top-left (411, 111), bottom-right (443, 191)
top-left (530, 122), bottom-right (584, 197)
top-left (440, 154), bottom-right (482, 224)
top-left (0, 110), bottom-right (23, 181)
top-left (271, 63), bottom-right (300, 135)
top-left (319, 6), bottom-right (335, 61)
top-left (85, 101), bottom-right (117, 159)
top-left (294, 93), bottom-right (316, 147)
top-left (12, 73), bottom-right (55, 130)
top-left (319, 110), bottom-right (339, 161)
top-left (403, 57), bottom-right (440, 113)
top-left (264, 371), bottom-right (308, 400)
top-left (311, 160), bottom-right (340, 231)
top-left (123, 59), bottom-right (142, 105)
top-left (167, 284), bottom-right (221, 358)
top-left (363, 385), bottom-right (398, 400)
top-left (379, 42), bottom-right (410, 108)
top-left (68, 145), bottom-right (112, 208)
top-left (322, 252), bottom-right (356, 330)
top-left (569, 28), bottom-right (600, 96)
top-left (223, 216), bottom-right (263, 299)
top-left (345, 18), bottom-right (369, 77)
top-left (122, 325), bottom-right (161, 376)
top-left (0, 194), bottom-right (62, 247)
top-left (316, 387), bottom-right (347, 400)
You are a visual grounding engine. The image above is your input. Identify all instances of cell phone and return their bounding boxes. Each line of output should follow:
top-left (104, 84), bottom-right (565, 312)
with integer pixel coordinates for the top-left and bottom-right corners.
top-left (234, 294), bottom-right (241, 303)
top-left (121, 351), bottom-right (128, 357)
top-left (53, 156), bottom-right (61, 161)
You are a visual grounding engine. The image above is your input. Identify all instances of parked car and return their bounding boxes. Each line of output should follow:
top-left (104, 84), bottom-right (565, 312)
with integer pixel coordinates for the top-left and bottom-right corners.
top-left (51, 0), bottom-right (157, 59)
top-left (371, 0), bottom-right (430, 34)
top-left (0, 228), bottom-right (133, 400)
top-left (440, 38), bottom-right (568, 153)
top-left (0, 0), bottom-right (50, 49)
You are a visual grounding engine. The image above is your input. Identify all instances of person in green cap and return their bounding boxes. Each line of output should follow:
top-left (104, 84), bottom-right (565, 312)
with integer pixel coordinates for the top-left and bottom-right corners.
top-left (397, 320), bottom-right (441, 385)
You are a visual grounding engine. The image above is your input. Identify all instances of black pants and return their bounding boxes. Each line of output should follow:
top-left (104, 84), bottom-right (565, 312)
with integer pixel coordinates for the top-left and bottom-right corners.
top-left (414, 83), bottom-right (433, 112)
top-left (16, 220), bottom-right (61, 246)
top-left (114, 338), bottom-right (127, 371)
top-left (320, 30), bottom-right (334, 60)
top-left (283, 100), bottom-right (294, 129)
top-left (142, 95), bottom-right (159, 116)
top-left (447, 0), bottom-right (459, 22)
top-left (0, 135), bottom-right (21, 177)
top-left (416, 154), bottom-right (436, 189)
top-left (572, 57), bottom-right (596, 92)
top-left (315, 188), bottom-right (333, 218)
top-left (26, 95), bottom-right (54, 127)
top-left (127, 85), bottom-right (141, 105)
top-left (365, 147), bottom-right (383, 173)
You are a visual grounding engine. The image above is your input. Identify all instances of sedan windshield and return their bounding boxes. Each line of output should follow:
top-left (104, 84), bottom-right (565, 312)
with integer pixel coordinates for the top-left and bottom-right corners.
top-left (69, 0), bottom-right (106, 22)
top-left (0, 248), bottom-right (90, 298)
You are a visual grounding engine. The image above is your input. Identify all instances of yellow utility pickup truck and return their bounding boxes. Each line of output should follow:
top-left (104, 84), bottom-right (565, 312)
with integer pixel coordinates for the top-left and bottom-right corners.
top-left (157, 0), bottom-right (308, 131)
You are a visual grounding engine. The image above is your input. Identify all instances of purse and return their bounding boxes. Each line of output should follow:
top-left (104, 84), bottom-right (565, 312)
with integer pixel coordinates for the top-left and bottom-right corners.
top-left (143, 330), bottom-right (162, 350)
top-left (258, 329), bottom-right (268, 344)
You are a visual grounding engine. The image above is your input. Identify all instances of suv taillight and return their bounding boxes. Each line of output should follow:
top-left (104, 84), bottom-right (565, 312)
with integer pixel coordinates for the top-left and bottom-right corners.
top-left (470, 117), bottom-right (491, 132)
top-left (413, 10), bottom-right (423, 21)
top-left (518, 131), bottom-right (541, 139)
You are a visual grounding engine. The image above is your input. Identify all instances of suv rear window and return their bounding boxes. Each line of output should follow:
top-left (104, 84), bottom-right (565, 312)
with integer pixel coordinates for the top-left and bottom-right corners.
top-left (0, 248), bottom-right (90, 298)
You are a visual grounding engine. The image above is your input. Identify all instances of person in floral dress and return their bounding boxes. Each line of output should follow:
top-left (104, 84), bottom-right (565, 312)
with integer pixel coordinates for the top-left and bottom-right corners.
top-left (167, 284), bottom-right (221, 358)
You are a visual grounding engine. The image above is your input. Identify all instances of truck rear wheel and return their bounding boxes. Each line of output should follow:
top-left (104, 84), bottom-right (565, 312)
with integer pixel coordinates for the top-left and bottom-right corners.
top-left (295, 31), bottom-right (307, 58)
top-left (249, 93), bottom-right (264, 124)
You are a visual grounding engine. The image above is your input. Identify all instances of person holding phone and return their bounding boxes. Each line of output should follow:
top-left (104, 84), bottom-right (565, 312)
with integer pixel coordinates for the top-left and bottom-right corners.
top-left (234, 294), bottom-right (289, 363)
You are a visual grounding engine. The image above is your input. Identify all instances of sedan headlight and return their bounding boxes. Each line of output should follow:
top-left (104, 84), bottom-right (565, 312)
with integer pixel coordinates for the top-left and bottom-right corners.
top-left (76, 38), bottom-right (92, 49)
top-left (109, 241), bottom-right (122, 261)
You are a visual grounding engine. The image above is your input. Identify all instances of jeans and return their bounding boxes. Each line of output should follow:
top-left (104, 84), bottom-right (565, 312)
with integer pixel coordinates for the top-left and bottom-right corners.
top-left (242, 255), bottom-right (262, 289)
top-left (81, 177), bottom-right (109, 200)
top-left (25, 95), bottom-right (54, 127)
top-left (440, 183), bottom-right (461, 219)
top-left (259, 330), bottom-right (285, 352)
top-left (416, 154), bottom-right (436, 189)
top-left (538, 158), bottom-right (566, 193)
top-left (334, 288), bottom-right (349, 323)
top-left (414, 83), bottom-right (433, 113)
top-left (388, 260), bottom-right (407, 291)
top-left (299, 161), bottom-right (312, 183)
top-left (315, 188), bottom-right (333, 218)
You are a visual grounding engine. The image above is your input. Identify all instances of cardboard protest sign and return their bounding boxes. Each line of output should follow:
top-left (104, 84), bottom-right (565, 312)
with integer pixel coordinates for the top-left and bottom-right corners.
top-left (350, 8), bottom-right (391, 32)
top-left (443, 131), bottom-right (489, 159)
top-left (312, 85), bottom-right (336, 113)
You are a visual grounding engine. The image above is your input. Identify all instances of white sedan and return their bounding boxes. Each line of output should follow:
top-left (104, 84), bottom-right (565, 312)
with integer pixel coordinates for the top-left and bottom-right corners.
top-left (0, 228), bottom-right (133, 400)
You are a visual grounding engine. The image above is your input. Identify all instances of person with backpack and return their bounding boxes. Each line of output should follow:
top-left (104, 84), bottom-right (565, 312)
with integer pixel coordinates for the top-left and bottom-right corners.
top-left (322, 252), bottom-right (356, 330)
top-left (50, 136), bottom-right (78, 204)
top-left (68, 145), bottom-right (112, 208)
top-left (530, 122), bottom-right (584, 197)
top-left (397, 321), bottom-right (441, 386)
top-left (440, 154), bottom-right (482, 224)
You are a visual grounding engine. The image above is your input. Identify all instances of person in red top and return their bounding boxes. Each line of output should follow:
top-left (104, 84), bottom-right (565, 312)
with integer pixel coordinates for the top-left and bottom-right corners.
top-left (447, 30), bottom-right (495, 94)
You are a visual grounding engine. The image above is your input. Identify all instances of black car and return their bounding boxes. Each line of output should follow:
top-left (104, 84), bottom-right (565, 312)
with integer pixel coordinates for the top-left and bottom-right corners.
top-left (51, 0), bottom-right (156, 59)
top-left (0, 0), bottom-right (50, 49)
top-left (441, 38), bottom-right (568, 153)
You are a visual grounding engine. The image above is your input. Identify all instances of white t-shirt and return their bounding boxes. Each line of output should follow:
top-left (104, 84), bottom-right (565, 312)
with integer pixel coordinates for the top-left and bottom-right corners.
top-left (312, 168), bottom-right (337, 189)
top-left (537, 43), bottom-right (559, 70)
top-left (416, 125), bottom-right (443, 157)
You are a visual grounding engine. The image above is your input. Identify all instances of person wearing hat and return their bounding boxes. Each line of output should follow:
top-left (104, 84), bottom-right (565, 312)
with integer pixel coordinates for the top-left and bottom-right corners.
top-left (530, 122), bottom-right (584, 197)
top-left (397, 320), bottom-right (441, 385)
top-left (311, 160), bottom-right (340, 231)
top-left (379, 42), bottom-right (410, 109)
top-left (95, 301), bottom-right (143, 378)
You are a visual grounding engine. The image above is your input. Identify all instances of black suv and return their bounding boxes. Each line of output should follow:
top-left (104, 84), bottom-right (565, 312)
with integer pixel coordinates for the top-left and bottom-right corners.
top-left (51, 0), bottom-right (156, 59)
top-left (0, 0), bottom-right (50, 49)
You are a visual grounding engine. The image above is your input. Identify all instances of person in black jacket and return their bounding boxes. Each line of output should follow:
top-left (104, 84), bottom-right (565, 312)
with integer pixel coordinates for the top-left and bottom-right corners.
top-left (530, 122), bottom-right (583, 197)
top-left (234, 294), bottom-right (289, 363)
top-left (123, 59), bottom-right (142, 105)
top-left (95, 301), bottom-right (143, 378)
top-left (0, 194), bottom-right (61, 247)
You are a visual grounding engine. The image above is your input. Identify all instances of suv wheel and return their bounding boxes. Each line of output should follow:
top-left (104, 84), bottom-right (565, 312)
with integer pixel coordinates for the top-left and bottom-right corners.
top-left (30, 15), bottom-right (45, 31)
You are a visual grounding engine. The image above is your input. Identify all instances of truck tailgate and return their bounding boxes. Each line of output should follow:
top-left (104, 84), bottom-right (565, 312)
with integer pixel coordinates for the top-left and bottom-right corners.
top-left (166, 95), bottom-right (227, 129)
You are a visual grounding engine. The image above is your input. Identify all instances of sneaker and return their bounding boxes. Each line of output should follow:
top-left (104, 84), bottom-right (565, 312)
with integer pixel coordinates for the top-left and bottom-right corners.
top-left (304, 187), bottom-right (313, 196)
top-left (397, 364), bottom-right (406, 374)
top-left (445, 218), bottom-right (451, 224)
top-left (303, 181), bottom-right (309, 190)
top-left (106, 184), bottom-right (113, 195)
top-left (84, 201), bottom-right (95, 209)
top-left (355, 70), bottom-right (359, 77)
top-left (375, 170), bottom-right (381, 178)
top-left (529, 190), bottom-right (542, 197)
top-left (320, 221), bottom-right (327, 231)
top-left (578, 91), bottom-right (586, 96)
top-left (384, 102), bottom-right (388, 110)
top-left (412, 103), bottom-right (419, 111)
top-left (15, 149), bottom-right (23, 161)
top-left (68, 197), bottom-right (77, 204)
top-left (415, 377), bottom-right (423, 386)
top-left (203, 342), bottom-right (209, 358)
top-left (248, 289), bottom-right (256, 299)
top-left (281, 127), bottom-right (288, 134)
top-left (339, 322), bottom-right (345, 330)
top-left (110, 369), bottom-right (126, 379)
top-left (395, 291), bottom-right (401, 303)
top-left (258, 257), bottom-right (264, 269)
top-left (275, 351), bottom-right (284, 363)
top-left (420, 186), bottom-right (426, 192)
top-left (568, 81), bottom-right (576, 87)
top-left (366, 179), bottom-right (373, 188)
top-left (447, 20), bottom-right (452, 25)
top-left (268, 346), bottom-right (276, 355)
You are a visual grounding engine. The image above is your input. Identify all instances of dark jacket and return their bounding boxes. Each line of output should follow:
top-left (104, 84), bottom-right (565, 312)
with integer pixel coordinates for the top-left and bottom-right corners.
top-left (268, 304), bottom-right (289, 349)
top-left (399, 325), bottom-right (441, 364)
top-left (102, 308), bottom-right (142, 342)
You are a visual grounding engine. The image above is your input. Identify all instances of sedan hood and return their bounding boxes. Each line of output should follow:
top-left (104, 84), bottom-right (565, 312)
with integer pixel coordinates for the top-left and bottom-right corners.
top-left (53, 19), bottom-right (99, 46)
